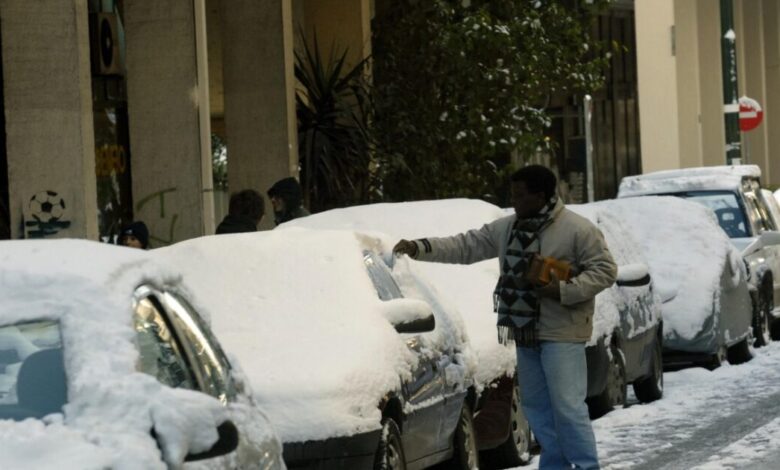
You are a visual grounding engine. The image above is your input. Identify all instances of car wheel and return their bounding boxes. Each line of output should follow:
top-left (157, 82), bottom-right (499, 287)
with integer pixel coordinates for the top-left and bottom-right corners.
top-left (481, 385), bottom-right (532, 468)
top-left (632, 335), bottom-right (663, 403)
top-left (753, 288), bottom-right (772, 347)
top-left (374, 418), bottom-right (406, 470)
top-left (704, 345), bottom-right (727, 370)
top-left (587, 341), bottom-right (627, 419)
top-left (727, 337), bottom-right (754, 365)
top-left (449, 402), bottom-right (479, 470)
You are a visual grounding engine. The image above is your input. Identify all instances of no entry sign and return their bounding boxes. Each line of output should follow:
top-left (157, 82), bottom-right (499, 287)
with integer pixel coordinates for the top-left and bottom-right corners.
top-left (739, 96), bottom-right (763, 132)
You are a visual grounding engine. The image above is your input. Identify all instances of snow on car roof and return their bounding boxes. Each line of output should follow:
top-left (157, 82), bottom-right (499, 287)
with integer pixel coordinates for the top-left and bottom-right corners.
top-left (618, 165), bottom-right (761, 197)
top-left (591, 197), bottom-right (738, 341)
top-left (0, 239), bottom-right (232, 469)
top-left (158, 228), bottom-right (459, 443)
top-left (282, 199), bottom-right (514, 387)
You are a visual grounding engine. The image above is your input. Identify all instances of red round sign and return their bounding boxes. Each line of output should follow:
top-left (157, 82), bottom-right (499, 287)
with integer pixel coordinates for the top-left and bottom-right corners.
top-left (739, 97), bottom-right (763, 132)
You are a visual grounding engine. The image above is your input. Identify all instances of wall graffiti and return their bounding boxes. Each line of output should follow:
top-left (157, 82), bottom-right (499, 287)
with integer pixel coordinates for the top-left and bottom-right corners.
top-left (135, 187), bottom-right (179, 247)
top-left (24, 190), bottom-right (71, 238)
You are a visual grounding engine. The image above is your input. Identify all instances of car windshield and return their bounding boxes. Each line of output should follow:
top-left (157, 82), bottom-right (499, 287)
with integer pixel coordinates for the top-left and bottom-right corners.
top-left (0, 320), bottom-right (66, 421)
top-left (673, 191), bottom-right (749, 238)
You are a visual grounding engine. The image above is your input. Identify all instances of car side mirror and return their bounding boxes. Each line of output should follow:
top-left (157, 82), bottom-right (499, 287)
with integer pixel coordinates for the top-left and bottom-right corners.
top-left (379, 298), bottom-right (437, 334)
top-left (393, 313), bottom-right (436, 334)
top-left (615, 263), bottom-right (651, 287)
top-left (759, 231), bottom-right (780, 247)
top-left (184, 420), bottom-right (239, 462)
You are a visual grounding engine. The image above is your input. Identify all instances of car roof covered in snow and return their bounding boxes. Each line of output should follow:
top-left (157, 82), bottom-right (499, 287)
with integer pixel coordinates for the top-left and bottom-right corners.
top-left (618, 165), bottom-right (761, 197)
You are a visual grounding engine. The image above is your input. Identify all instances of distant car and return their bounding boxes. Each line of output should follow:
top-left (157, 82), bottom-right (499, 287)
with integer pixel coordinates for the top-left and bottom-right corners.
top-left (619, 165), bottom-right (780, 347)
top-left (598, 196), bottom-right (754, 369)
top-left (161, 229), bottom-right (480, 469)
top-left (0, 240), bottom-right (285, 469)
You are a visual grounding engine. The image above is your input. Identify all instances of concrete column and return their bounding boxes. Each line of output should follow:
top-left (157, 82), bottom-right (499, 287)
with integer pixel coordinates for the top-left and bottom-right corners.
top-left (763, 0), bottom-right (780, 185)
top-left (300, 0), bottom-right (372, 69)
top-left (0, 0), bottom-right (98, 239)
top-left (635, 0), bottom-right (681, 172)
top-left (124, 0), bottom-right (213, 246)
top-left (221, 0), bottom-right (298, 230)
top-left (735, 0), bottom-right (769, 171)
top-left (697, 0), bottom-right (728, 167)
top-left (674, 0), bottom-right (704, 168)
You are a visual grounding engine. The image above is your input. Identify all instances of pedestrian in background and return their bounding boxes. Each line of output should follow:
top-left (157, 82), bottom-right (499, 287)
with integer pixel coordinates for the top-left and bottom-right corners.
top-left (118, 221), bottom-right (150, 249)
top-left (216, 189), bottom-right (265, 234)
top-left (393, 165), bottom-right (617, 470)
top-left (267, 177), bottom-right (310, 226)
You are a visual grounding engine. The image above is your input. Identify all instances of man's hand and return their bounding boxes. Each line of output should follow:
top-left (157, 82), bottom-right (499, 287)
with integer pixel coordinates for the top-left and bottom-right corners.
top-left (393, 239), bottom-right (419, 259)
top-left (535, 271), bottom-right (561, 300)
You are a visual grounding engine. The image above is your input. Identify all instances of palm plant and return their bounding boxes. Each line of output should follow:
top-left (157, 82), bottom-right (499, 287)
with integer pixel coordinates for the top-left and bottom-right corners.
top-left (295, 32), bottom-right (376, 212)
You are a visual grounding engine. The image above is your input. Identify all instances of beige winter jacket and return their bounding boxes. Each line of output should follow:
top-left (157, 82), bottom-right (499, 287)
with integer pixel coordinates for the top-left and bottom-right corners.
top-left (412, 201), bottom-right (617, 342)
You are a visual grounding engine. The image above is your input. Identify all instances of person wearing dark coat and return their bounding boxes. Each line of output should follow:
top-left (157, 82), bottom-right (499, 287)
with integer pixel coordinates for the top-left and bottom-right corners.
top-left (216, 189), bottom-right (265, 234)
top-left (118, 221), bottom-right (150, 249)
top-left (267, 177), bottom-right (310, 226)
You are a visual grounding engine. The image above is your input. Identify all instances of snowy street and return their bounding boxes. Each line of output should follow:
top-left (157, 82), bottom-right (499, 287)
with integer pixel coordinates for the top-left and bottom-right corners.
top-left (519, 342), bottom-right (780, 469)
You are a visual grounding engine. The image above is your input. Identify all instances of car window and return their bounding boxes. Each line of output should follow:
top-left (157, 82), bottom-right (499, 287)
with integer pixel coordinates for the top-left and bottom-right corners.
top-left (0, 320), bottom-right (66, 421)
top-left (679, 191), bottom-right (750, 238)
top-left (363, 252), bottom-right (403, 301)
top-left (754, 190), bottom-right (778, 231)
top-left (161, 292), bottom-right (236, 404)
top-left (134, 296), bottom-right (197, 390)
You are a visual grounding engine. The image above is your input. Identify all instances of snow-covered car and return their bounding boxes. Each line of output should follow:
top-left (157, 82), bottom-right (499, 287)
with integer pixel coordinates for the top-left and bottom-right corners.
top-left (160, 229), bottom-right (479, 469)
top-left (285, 198), bottom-right (664, 457)
top-left (569, 203), bottom-right (664, 418)
top-left (0, 240), bottom-right (285, 469)
top-left (597, 196), bottom-right (754, 369)
top-left (619, 165), bottom-right (780, 347)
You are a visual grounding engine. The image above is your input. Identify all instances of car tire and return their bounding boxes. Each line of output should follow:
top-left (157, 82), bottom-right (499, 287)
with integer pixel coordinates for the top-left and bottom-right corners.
top-left (449, 402), bottom-right (479, 470)
top-left (481, 385), bottom-right (532, 468)
top-left (753, 288), bottom-right (772, 347)
top-left (587, 340), bottom-right (627, 419)
top-left (374, 418), bottom-right (406, 470)
top-left (632, 334), bottom-right (663, 403)
top-left (727, 337), bottom-right (753, 365)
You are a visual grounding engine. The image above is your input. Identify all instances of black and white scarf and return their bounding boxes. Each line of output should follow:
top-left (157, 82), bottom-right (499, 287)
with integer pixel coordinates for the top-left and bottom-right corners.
top-left (494, 196), bottom-right (559, 347)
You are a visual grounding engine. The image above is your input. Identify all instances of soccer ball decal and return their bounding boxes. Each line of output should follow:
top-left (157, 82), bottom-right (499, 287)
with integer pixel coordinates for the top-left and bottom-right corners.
top-left (29, 191), bottom-right (66, 223)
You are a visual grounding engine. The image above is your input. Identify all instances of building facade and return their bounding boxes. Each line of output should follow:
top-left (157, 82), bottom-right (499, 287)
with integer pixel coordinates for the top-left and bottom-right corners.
top-left (636, 0), bottom-right (780, 185)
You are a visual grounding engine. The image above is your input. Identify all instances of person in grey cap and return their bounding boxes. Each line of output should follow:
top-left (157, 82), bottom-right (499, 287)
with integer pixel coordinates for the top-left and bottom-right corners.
top-left (267, 177), bottom-right (310, 226)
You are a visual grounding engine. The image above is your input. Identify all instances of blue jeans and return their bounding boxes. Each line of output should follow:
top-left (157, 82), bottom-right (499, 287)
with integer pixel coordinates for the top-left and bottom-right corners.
top-left (516, 342), bottom-right (599, 470)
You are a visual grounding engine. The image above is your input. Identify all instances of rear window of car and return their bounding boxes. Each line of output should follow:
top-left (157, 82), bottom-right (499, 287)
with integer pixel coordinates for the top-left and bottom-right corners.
top-left (0, 320), bottom-right (66, 421)
top-left (674, 191), bottom-right (750, 238)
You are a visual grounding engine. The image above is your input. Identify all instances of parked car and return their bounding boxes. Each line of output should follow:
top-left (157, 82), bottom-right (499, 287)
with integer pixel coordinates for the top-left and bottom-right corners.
top-left (287, 199), bottom-right (663, 445)
top-left (619, 164), bottom-right (780, 346)
top-left (569, 203), bottom-right (664, 418)
top-left (597, 196), bottom-right (754, 369)
top-left (0, 240), bottom-right (285, 469)
top-left (161, 229), bottom-right (480, 469)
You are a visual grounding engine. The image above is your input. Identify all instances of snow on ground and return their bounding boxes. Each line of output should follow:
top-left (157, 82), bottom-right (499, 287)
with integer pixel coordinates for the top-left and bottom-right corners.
top-left (513, 342), bottom-right (780, 469)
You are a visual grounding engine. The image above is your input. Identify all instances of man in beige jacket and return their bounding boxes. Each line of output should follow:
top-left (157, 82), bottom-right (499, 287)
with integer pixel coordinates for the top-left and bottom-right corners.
top-left (394, 165), bottom-right (617, 470)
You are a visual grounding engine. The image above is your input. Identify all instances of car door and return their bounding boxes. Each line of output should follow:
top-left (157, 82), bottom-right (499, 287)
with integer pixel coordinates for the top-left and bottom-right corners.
top-left (362, 253), bottom-right (447, 462)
